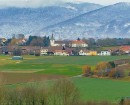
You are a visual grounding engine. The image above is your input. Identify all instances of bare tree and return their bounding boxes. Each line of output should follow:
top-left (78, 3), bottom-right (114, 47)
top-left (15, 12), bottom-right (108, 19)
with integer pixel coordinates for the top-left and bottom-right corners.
top-left (47, 79), bottom-right (80, 105)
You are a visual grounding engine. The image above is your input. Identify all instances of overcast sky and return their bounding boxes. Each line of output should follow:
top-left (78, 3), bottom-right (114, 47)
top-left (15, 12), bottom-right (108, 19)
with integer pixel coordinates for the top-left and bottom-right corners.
top-left (0, 0), bottom-right (130, 8)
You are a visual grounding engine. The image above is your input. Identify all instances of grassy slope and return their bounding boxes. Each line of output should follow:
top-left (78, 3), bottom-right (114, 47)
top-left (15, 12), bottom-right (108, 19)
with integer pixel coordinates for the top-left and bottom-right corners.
top-left (7, 77), bottom-right (130, 103)
top-left (72, 77), bottom-right (130, 102)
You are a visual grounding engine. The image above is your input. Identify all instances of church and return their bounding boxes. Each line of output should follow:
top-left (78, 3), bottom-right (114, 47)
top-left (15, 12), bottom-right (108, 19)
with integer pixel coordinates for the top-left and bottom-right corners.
top-left (50, 34), bottom-right (65, 47)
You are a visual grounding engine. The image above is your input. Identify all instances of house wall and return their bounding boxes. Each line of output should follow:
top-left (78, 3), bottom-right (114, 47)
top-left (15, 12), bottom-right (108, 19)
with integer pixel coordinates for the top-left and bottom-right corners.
top-left (87, 51), bottom-right (97, 56)
top-left (54, 52), bottom-right (69, 56)
top-left (79, 50), bottom-right (87, 56)
top-left (40, 49), bottom-right (48, 55)
top-left (71, 43), bottom-right (88, 48)
top-left (100, 51), bottom-right (111, 56)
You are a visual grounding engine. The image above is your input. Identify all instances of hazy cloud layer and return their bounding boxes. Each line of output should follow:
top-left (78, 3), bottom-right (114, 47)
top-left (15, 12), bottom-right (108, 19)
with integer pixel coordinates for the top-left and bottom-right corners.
top-left (0, 0), bottom-right (68, 8)
top-left (0, 0), bottom-right (130, 8)
top-left (73, 0), bottom-right (130, 5)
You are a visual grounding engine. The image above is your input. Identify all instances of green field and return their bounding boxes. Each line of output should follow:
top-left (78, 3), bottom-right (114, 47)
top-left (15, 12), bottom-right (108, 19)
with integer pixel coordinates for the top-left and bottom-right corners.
top-left (0, 55), bottom-right (130, 76)
top-left (1, 55), bottom-right (130, 103)
top-left (6, 77), bottom-right (130, 103)
top-left (73, 77), bottom-right (130, 102)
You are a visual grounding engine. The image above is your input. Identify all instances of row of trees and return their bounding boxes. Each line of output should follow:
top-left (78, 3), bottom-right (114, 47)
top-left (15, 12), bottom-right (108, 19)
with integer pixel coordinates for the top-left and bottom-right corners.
top-left (5, 36), bottom-right (50, 47)
top-left (4, 36), bottom-right (130, 47)
top-left (83, 38), bottom-right (130, 48)
top-left (26, 36), bottom-right (50, 46)
top-left (82, 62), bottom-right (125, 78)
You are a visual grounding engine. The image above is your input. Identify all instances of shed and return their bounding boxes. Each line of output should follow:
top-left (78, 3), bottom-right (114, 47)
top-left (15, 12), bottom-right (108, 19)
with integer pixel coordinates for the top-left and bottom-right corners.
top-left (12, 56), bottom-right (23, 60)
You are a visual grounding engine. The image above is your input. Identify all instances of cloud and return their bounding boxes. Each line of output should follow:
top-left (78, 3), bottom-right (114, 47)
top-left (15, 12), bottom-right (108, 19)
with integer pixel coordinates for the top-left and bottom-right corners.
top-left (71, 0), bottom-right (130, 5)
top-left (0, 0), bottom-right (130, 8)
top-left (0, 0), bottom-right (67, 8)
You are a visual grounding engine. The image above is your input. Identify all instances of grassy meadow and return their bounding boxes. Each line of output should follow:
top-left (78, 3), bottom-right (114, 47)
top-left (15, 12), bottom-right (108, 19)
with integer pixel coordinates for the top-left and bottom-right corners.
top-left (1, 55), bottom-right (130, 103)
top-left (5, 77), bottom-right (130, 103)
top-left (0, 55), bottom-right (130, 76)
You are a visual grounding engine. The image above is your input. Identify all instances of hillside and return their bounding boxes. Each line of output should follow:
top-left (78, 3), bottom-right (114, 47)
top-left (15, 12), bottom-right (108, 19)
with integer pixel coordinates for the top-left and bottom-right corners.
top-left (42, 2), bottom-right (130, 39)
top-left (0, 2), bottom-right (102, 38)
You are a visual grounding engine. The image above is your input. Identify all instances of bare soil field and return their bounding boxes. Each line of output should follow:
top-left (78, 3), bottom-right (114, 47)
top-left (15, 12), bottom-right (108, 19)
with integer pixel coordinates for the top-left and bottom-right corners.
top-left (0, 72), bottom-right (66, 85)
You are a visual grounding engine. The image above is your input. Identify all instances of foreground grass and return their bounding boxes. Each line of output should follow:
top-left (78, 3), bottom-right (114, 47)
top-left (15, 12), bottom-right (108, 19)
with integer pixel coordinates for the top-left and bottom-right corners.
top-left (72, 77), bottom-right (130, 102)
top-left (4, 77), bottom-right (130, 103)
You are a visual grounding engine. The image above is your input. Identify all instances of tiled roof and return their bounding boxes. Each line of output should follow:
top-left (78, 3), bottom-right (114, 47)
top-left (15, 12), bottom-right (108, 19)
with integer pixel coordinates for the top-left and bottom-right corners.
top-left (120, 46), bottom-right (130, 51)
top-left (71, 40), bottom-right (86, 44)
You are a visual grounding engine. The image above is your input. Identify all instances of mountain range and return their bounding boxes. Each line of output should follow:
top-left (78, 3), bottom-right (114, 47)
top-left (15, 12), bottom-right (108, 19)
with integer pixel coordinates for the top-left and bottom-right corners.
top-left (0, 2), bottom-right (130, 39)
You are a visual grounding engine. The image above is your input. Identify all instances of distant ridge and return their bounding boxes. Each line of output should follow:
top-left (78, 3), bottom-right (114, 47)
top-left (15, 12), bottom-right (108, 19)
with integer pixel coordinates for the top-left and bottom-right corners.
top-left (0, 2), bottom-right (103, 38)
top-left (42, 2), bottom-right (130, 39)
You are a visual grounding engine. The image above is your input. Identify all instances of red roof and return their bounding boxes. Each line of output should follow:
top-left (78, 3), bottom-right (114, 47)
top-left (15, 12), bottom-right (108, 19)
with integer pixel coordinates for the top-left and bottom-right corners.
top-left (120, 46), bottom-right (130, 51)
top-left (71, 40), bottom-right (86, 44)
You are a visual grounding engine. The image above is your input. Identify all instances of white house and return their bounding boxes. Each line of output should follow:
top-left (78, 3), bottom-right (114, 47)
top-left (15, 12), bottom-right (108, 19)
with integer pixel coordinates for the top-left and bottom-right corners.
top-left (79, 50), bottom-right (87, 56)
top-left (100, 51), bottom-right (111, 56)
top-left (40, 48), bottom-right (48, 55)
top-left (54, 50), bottom-right (69, 56)
top-left (69, 40), bottom-right (88, 48)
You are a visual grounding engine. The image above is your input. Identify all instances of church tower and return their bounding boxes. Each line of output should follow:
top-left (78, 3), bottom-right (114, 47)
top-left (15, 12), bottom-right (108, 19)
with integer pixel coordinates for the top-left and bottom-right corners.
top-left (50, 33), bottom-right (55, 46)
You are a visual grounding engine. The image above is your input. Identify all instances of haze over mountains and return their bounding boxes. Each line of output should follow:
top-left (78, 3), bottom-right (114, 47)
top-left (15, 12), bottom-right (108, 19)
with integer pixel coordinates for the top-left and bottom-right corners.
top-left (0, 2), bottom-right (130, 39)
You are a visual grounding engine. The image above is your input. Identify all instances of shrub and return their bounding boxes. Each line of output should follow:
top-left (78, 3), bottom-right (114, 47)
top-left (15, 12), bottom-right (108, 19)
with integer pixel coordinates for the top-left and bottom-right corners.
top-left (108, 61), bottom-right (116, 68)
top-left (82, 65), bottom-right (92, 77)
top-left (108, 69), bottom-right (125, 78)
top-left (95, 62), bottom-right (112, 77)
top-left (35, 53), bottom-right (40, 56)
top-left (47, 79), bottom-right (80, 105)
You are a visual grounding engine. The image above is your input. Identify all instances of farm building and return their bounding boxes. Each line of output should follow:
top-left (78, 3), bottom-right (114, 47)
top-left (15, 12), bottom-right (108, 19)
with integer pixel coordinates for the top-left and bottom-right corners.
top-left (12, 56), bottom-right (23, 60)
top-left (120, 46), bottom-right (130, 54)
top-left (69, 40), bottom-right (88, 48)
top-left (78, 50), bottom-right (97, 56)
top-left (54, 50), bottom-right (69, 56)
top-left (40, 46), bottom-right (73, 56)
top-left (79, 50), bottom-right (88, 56)
top-left (99, 51), bottom-right (111, 56)
top-left (87, 51), bottom-right (97, 56)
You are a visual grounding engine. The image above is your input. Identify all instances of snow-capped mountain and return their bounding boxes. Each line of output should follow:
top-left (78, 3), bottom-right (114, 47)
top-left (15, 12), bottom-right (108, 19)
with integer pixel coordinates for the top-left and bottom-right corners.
top-left (42, 2), bottom-right (130, 39)
top-left (0, 2), bottom-right (102, 38)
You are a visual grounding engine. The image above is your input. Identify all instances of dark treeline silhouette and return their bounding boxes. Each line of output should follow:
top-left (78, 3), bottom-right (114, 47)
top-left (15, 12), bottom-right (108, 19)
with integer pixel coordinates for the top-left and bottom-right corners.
top-left (26, 36), bottom-right (50, 47)
top-left (83, 38), bottom-right (130, 47)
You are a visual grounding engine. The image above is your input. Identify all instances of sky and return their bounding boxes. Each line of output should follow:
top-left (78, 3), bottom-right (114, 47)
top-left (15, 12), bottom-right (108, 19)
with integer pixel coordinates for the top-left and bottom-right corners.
top-left (0, 0), bottom-right (130, 8)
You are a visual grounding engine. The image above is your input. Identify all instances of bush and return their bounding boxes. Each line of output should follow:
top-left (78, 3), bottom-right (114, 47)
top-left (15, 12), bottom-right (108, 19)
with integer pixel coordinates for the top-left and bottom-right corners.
top-left (108, 69), bottom-right (125, 78)
top-left (47, 79), bottom-right (80, 105)
top-left (35, 53), bottom-right (40, 56)
top-left (82, 65), bottom-right (92, 77)
top-left (108, 61), bottom-right (116, 68)
top-left (95, 62), bottom-right (112, 77)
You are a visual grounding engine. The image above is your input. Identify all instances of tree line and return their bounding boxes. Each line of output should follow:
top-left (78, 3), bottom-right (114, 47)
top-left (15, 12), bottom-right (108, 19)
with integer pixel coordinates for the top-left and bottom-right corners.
top-left (5, 36), bottom-right (50, 47)
top-left (83, 38), bottom-right (130, 48)
top-left (3, 35), bottom-right (130, 47)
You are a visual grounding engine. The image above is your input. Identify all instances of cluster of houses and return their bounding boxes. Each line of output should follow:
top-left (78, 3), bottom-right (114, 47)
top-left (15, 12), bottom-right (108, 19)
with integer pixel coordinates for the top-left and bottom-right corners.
top-left (1, 35), bottom-right (130, 56)
top-left (40, 35), bottom-right (129, 56)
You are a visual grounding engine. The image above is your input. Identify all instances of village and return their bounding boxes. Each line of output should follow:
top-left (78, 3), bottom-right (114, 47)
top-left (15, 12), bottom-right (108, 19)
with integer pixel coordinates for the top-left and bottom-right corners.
top-left (0, 34), bottom-right (130, 57)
